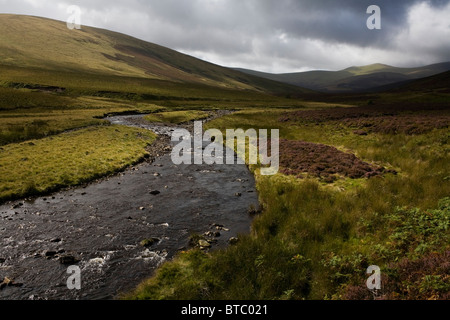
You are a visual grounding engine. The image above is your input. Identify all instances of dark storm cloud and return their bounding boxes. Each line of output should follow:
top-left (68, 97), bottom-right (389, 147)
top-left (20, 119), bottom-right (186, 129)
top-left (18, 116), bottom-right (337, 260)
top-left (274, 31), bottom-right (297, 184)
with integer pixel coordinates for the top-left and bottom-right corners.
top-left (258, 0), bottom-right (406, 46)
top-left (1, 0), bottom-right (449, 72)
top-left (120, 0), bottom-right (450, 70)
top-left (122, 0), bottom-right (444, 50)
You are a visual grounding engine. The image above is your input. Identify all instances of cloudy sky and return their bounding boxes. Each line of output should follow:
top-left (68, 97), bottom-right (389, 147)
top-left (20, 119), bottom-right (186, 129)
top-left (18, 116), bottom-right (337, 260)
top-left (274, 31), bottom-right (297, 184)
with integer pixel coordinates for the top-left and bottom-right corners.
top-left (1, 0), bottom-right (450, 73)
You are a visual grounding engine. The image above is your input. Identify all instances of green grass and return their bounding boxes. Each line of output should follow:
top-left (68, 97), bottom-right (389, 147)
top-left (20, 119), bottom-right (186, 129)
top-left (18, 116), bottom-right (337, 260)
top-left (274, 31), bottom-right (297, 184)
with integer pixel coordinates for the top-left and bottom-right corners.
top-left (0, 109), bottom-right (105, 146)
top-left (0, 82), bottom-right (168, 146)
top-left (0, 125), bottom-right (156, 203)
top-left (144, 110), bottom-right (210, 124)
top-left (125, 107), bottom-right (449, 300)
top-left (0, 55), bottom-right (304, 206)
top-left (0, 105), bottom-right (163, 146)
top-left (0, 15), bottom-right (447, 299)
top-left (0, 63), bottom-right (308, 110)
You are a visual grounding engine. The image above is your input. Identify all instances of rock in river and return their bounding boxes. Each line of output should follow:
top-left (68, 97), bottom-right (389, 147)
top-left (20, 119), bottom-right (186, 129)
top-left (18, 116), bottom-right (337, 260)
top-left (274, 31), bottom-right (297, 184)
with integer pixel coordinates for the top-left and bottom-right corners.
top-left (140, 238), bottom-right (160, 248)
top-left (59, 255), bottom-right (80, 265)
top-left (198, 240), bottom-right (211, 248)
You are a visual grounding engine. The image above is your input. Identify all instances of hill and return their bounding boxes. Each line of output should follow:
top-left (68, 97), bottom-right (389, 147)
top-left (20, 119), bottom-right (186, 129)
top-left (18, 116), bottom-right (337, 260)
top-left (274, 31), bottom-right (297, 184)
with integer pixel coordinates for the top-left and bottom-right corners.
top-left (383, 70), bottom-right (450, 93)
top-left (235, 62), bottom-right (450, 93)
top-left (0, 14), bottom-right (308, 95)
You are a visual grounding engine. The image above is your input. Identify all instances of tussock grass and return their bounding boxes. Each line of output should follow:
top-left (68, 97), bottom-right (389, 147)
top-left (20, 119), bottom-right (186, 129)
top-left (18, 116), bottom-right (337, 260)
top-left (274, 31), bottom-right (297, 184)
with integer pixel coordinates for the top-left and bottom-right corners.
top-left (0, 25), bottom-right (447, 298)
top-left (0, 109), bottom-right (106, 145)
top-left (125, 107), bottom-right (449, 300)
top-left (0, 87), bottom-right (164, 146)
top-left (0, 125), bottom-right (156, 203)
top-left (0, 87), bottom-right (76, 111)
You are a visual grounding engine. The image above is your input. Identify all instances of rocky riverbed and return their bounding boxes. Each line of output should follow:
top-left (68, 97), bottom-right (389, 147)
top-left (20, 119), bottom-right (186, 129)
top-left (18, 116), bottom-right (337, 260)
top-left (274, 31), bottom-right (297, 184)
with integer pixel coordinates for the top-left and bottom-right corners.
top-left (0, 114), bottom-right (259, 300)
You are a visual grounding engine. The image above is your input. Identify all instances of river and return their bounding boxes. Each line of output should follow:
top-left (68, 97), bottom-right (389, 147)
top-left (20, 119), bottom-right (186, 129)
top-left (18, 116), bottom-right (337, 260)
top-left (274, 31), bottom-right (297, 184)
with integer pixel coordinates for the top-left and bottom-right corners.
top-left (0, 114), bottom-right (259, 300)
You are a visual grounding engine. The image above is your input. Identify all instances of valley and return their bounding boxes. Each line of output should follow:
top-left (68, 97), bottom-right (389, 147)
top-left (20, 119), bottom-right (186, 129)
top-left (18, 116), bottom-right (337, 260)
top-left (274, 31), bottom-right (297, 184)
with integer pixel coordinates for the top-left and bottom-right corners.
top-left (0, 14), bottom-right (448, 301)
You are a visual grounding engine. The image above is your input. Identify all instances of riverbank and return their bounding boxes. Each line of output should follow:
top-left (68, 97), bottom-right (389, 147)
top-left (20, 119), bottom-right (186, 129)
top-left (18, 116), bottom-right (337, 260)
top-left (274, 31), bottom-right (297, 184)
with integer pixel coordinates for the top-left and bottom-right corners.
top-left (124, 108), bottom-right (449, 300)
top-left (0, 125), bottom-right (157, 204)
top-left (0, 114), bottom-right (259, 300)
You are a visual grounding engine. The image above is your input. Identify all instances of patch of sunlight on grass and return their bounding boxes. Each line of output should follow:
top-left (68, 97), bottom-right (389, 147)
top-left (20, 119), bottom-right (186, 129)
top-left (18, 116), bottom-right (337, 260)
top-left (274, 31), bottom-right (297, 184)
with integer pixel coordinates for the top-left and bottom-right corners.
top-left (0, 125), bottom-right (156, 203)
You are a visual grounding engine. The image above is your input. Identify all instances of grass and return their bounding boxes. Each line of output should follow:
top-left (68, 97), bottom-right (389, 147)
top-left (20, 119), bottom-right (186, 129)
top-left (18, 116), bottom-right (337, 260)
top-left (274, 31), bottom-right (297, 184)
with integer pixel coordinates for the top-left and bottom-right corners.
top-left (124, 106), bottom-right (449, 300)
top-left (0, 83), bottom-right (167, 146)
top-left (0, 56), bottom-right (303, 206)
top-left (2, 76), bottom-right (446, 300)
top-left (0, 104), bottom-right (163, 146)
top-left (0, 109), bottom-right (105, 146)
top-left (0, 15), bottom-right (448, 299)
top-left (330, 198), bottom-right (450, 300)
top-left (0, 62), bottom-right (307, 114)
top-left (0, 125), bottom-right (156, 203)
top-left (144, 110), bottom-right (210, 124)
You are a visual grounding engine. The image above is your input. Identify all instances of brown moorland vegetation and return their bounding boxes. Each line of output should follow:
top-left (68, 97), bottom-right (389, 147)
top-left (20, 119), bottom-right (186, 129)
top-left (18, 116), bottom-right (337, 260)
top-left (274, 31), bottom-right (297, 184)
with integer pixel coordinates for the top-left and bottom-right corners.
top-left (343, 114), bottom-right (450, 135)
top-left (279, 103), bottom-right (449, 123)
top-left (278, 139), bottom-right (391, 182)
top-left (279, 104), bottom-right (449, 135)
top-left (342, 251), bottom-right (450, 300)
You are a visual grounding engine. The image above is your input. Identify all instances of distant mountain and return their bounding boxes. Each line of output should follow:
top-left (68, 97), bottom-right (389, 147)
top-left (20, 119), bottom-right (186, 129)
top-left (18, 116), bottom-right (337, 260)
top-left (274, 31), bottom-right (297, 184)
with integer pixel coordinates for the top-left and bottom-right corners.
top-left (0, 14), bottom-right (309, 95)
top-left (379, 70), bottom-right (450, 93)
top-left (235, 62), bottom-right (450, 93)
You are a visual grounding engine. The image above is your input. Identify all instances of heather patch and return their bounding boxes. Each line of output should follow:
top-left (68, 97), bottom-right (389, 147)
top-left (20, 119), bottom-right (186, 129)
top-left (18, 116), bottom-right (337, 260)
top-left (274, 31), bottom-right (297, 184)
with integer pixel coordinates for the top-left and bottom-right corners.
top-left (343, 115), bottom-right (449, 135)
top-left (278, 139), bottom-right (390, 182)
top-left (279, 106), bottom-right (449, 136)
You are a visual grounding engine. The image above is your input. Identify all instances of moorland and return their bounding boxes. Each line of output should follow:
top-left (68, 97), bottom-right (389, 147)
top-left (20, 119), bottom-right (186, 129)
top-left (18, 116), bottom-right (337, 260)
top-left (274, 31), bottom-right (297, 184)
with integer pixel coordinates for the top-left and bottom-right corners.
top-left (0, 14), bottom-right (448, 300)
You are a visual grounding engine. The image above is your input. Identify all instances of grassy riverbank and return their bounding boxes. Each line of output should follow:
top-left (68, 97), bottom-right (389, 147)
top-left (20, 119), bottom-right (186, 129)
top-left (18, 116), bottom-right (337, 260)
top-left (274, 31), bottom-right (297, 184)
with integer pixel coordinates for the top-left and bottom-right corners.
top-left (0, 62), bottom-right (295, 204)
top-left (124, 107), bottom-right (449, 300)
top-left (3, 13), bottom-right (448, 301)
top-left (0, 125), bottom-right (156, 203)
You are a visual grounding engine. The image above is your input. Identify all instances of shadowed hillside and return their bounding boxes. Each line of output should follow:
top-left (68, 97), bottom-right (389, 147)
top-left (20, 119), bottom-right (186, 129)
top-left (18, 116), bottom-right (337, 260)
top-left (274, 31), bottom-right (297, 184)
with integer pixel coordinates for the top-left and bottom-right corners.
top-left (236, 62), bottom-right (450, 93)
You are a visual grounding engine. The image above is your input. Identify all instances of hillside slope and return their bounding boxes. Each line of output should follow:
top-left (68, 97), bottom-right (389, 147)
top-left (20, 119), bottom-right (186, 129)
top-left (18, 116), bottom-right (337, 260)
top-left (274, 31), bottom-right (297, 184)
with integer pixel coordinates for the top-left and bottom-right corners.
top-left (236, 62), bottom-right (450, 92)
top-left (381, 70), bottom-right (450, 93)
top-left (0, 14), bottom-right (308, 95)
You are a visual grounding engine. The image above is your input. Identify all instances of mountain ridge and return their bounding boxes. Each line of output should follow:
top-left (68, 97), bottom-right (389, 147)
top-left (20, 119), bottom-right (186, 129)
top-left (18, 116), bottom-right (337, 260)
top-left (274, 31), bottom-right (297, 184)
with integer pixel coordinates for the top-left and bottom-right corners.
top-left (235, 62), bottom-right (450, 93)
top-left (0, 14), bottom-right (309, 95)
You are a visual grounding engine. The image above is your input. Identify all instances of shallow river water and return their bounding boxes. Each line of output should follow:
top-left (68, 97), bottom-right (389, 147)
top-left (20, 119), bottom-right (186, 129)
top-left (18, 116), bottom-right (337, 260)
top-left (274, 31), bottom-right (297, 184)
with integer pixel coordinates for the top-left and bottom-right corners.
top-left (0, 115), bottom-right (259, 300)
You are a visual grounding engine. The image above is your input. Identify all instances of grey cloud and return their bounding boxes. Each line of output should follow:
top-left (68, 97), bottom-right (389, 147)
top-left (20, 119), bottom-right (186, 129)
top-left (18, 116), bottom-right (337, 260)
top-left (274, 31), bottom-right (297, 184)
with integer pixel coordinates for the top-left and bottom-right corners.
top-left (1, 0), bottom-right (449, 72)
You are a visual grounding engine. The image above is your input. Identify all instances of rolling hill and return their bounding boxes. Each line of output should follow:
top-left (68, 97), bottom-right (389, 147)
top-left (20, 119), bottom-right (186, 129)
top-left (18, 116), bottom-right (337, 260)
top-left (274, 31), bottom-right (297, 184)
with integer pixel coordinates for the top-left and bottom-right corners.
top-left (235, 62), bottom-right (450, 93)
top-left (379, 70), bottom-right (450, 93)
top-left (0, 14), bottom-right (308, 96)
